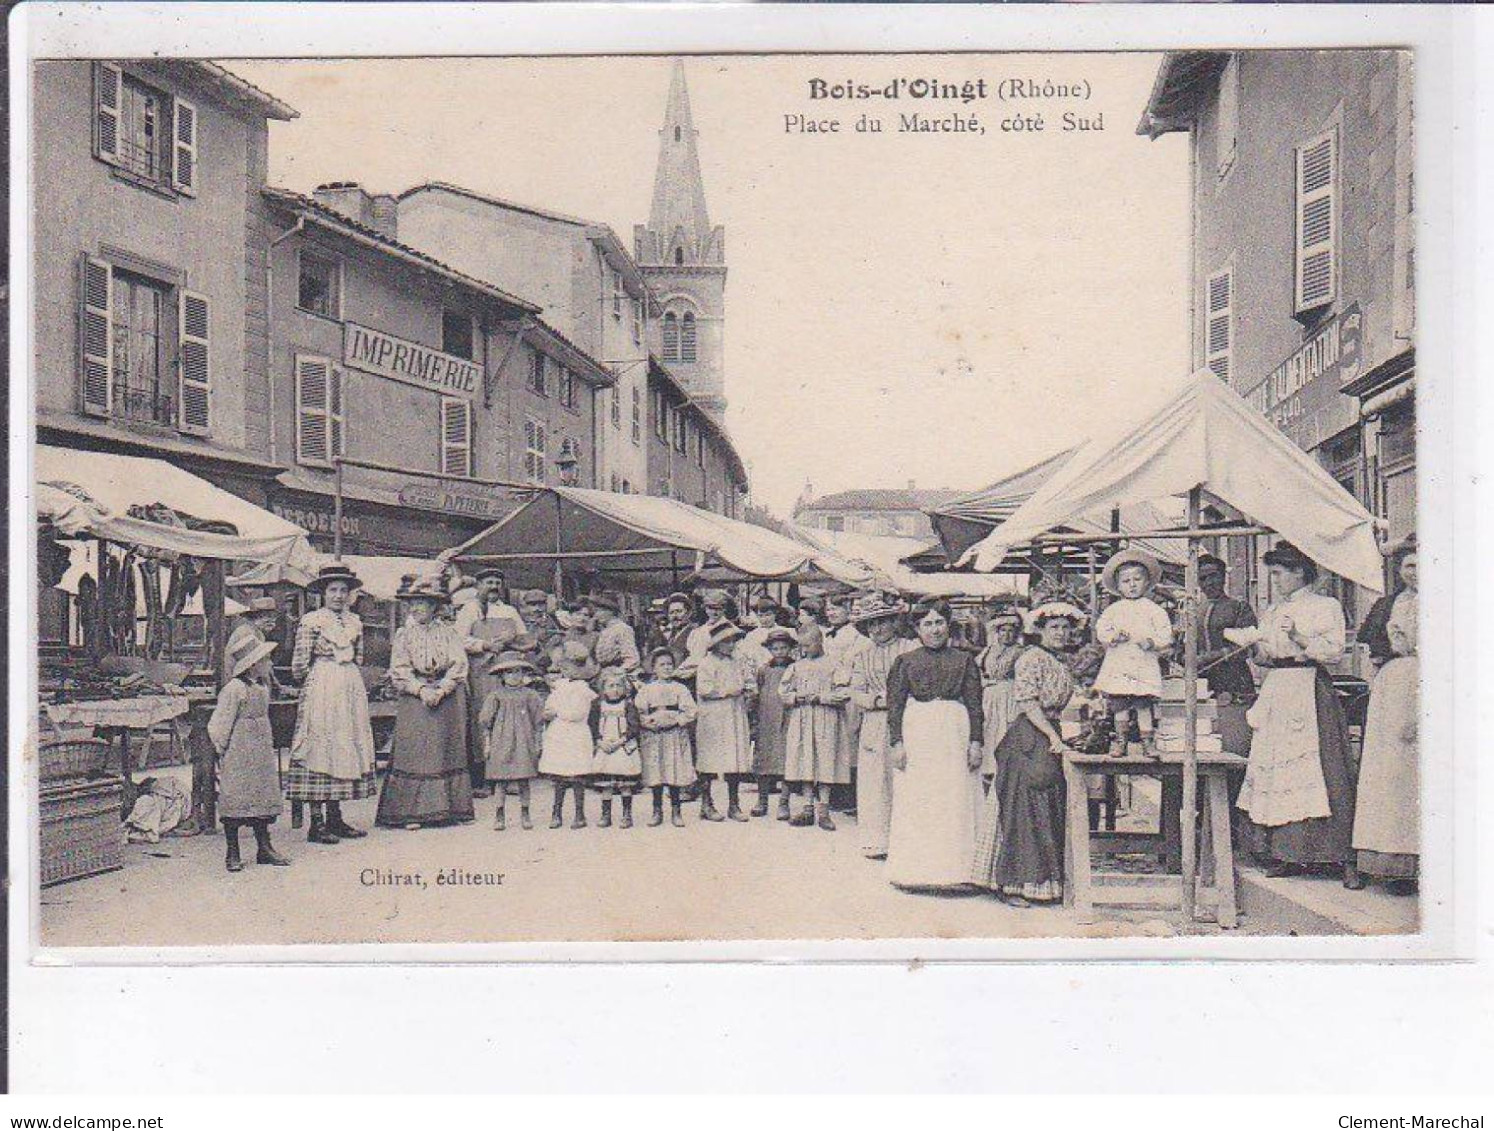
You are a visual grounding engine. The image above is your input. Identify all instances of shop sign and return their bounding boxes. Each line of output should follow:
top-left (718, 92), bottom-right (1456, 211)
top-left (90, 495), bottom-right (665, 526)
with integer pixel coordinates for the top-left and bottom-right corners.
top-left (271, 502), bottom-right (361, 538)
top-left (397, 482), bottom-right (514, 522)
top-left (1245, 303), bottom-right (1363, 450)
top-left (343, 322), bottom-right (481, 398)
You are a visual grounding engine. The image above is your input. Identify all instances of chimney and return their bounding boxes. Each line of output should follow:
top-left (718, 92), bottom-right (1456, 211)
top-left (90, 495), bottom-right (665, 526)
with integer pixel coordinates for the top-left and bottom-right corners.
top-left (314, 182), bottom-right (398, 241)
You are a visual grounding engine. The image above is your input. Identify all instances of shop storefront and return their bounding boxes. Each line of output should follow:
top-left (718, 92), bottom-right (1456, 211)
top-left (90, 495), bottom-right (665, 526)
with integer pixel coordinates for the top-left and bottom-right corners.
top-left (1343, 347), bottom-right (1416, 586)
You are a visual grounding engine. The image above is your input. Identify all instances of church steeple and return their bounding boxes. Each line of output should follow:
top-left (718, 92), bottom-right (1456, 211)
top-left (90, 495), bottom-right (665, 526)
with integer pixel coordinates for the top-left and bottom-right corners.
top-left (635, 59), bottom-right (728, 417)
top-left (639, 61), bottom-right (723, 268)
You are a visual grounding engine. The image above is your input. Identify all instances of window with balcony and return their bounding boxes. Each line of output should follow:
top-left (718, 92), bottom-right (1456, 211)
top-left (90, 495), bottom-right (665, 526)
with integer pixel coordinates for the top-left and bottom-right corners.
top-left (93, 64), bottom-right (196, 196)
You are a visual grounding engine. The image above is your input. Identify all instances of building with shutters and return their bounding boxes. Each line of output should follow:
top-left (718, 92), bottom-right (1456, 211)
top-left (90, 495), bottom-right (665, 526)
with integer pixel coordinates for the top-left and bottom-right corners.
top-left (32, 59), bottom-right (297, 505)
top-left (793, 485), bottom-right (964, 542)
top-left (263, 186), bottom-right (615, 556)
top-left (395, 184), bottom-right (656, 500)
top-left (1139, 50), bottom-right (1415, 614)
top-left (645, 357), bottom-right (747, 517)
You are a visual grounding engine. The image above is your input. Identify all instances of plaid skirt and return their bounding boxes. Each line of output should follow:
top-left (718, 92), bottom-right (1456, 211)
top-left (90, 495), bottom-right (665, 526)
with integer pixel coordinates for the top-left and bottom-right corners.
top-left (283, 763), bottom-right (378, 801)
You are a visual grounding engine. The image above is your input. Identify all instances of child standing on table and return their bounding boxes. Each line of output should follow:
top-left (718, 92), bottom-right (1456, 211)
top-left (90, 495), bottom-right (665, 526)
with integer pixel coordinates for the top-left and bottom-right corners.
top-left (590, 668), bottom-right (644, 828)
top-left (479, 651), bottom-right (546, 831)
top-left (780, 624), bottom-right (853, 830)
top-left (636, 648), bottom-right (698, 827)
top-left (208, 629), bottom-right (291, 873)
top-left (539, 641), bottom-right (599, 828)
top-left (1093, 549), bottom-right (1174, 758)
top-left (751, 627), bottom-right (798, 820)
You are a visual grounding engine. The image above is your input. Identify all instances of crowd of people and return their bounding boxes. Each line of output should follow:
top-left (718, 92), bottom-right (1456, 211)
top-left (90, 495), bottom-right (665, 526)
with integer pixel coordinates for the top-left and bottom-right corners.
top-left (203, 538), bottom-right (1420, 908)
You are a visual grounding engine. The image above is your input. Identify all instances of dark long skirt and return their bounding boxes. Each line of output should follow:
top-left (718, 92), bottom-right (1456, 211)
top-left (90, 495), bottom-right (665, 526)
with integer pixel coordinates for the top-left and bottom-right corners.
top-left (376, 687), bottom-right (475, 828)
top-left (1246, 667), bottom-right (1356, 867)
top-left (984, 714), bottom-right (1067, 893)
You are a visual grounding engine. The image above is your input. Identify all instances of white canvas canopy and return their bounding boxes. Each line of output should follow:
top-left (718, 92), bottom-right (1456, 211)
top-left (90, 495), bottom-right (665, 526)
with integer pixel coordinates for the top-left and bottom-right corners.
top-left (447, 486), bottom-right (881, 588)
top-left (36, 445), bottom-right (316, 572)
top-left (964, 372), bottom-right (1385, 592)
top-left (790, 526), bottom-right (1023, 599)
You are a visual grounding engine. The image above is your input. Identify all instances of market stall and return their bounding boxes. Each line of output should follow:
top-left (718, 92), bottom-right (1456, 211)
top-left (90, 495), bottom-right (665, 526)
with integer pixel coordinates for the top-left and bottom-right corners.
top-left (445, 486), bottom-right (883, 593)
top-left (788, 524), bottom-right (1024, 601)
top-left (36, 446), bottom-right (317, 881)
top-left (965, 371), bottom-right (1384, 924)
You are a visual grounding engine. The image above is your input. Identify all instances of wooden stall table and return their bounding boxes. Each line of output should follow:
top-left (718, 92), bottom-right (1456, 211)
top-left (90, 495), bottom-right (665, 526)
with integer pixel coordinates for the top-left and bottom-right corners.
top-left (46, 694), bottom-right (192, 818)
top-left (1062, 749), bottom-right (1248, 928)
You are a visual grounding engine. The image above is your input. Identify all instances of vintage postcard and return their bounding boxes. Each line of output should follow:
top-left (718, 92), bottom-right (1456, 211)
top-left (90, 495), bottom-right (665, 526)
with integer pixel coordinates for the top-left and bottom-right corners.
top-left (14, 20), bottom-right (1453, 960)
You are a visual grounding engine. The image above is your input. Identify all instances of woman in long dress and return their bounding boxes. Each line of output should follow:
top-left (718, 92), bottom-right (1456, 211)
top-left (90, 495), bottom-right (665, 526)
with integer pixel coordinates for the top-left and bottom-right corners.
top-left (976, 606), bottom-right (1026, 786)
top-left (1239, 542), bottom-right (1359, 885)
top-left (884, 600), bottom-right (984, 891)
top-left (971, 603), bottom-right (1083, 906)
top-left (288, 563), bottom-right (377, 846)
top-left (375, 579), bottom-right (474, 830)
top-left (1351, 545), bottom-right (1419, 893)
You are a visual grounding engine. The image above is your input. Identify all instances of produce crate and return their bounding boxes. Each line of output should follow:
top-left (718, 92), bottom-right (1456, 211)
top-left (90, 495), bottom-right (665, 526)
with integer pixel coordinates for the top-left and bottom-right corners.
top-left (40, 776), bottom-right (124, 887)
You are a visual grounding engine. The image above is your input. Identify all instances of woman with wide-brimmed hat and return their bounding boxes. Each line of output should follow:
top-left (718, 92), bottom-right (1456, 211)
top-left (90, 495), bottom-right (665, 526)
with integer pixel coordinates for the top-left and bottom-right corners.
top-left (1239, 542), bottom-right (1359, 885)
top-left (288, 563), bottom-right (377, 845)
top-left (375, 577), bottom-right (474, 831)
top-left (694, 620), bottom-right (755, 821)
top-left (970, 601), bottom-right (1086, 905)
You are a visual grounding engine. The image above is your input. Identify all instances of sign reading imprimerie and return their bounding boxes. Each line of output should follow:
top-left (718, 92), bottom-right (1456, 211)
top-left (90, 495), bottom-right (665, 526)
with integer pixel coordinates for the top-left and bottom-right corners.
top-left (343, 322), bottom-right (481, 398)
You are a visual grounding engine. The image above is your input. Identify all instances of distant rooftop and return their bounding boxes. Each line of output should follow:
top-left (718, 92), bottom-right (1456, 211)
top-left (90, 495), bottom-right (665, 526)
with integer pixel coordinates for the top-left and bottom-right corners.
top-left (797, 487), bottom-right (964, 514)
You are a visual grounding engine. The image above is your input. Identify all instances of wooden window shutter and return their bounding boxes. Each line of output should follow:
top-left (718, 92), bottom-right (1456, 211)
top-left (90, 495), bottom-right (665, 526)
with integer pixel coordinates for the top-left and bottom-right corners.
top-left (172, 97), bottom-right (198, 196)
top-left (177, 290), bottom-right (211, 434)
top-left (681, 312), bottom-right (697, 361)
top-left (440, 396), bottom-right (473, 478)
top-left (93, 63), bottom-right (123, 165)
top-left (78, 255), bottom-right (114, 417)
top-left (1205, 268), bottom-right (1232, 384)
top-left (1295, 130), bottom-right (1338, 313)
top-left (296, 355), bottom-right (332, 466)
top-left (662, 313), bottom-right (678, 360)
top-left (329, 366), bottom-right (346, 458)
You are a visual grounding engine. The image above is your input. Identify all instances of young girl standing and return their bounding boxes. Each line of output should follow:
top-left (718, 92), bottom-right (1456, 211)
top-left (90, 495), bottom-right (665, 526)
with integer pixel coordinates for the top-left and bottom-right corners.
top-left (780, 624), bottom-right (852, 830)
top-left (1093, 549), bottom-right (1173, 758)
top-left (693, 622), bottom-right (755, 822)
top-left (590, 668), bottom-right (644, 828)
top-left (636, 648), bottom-right (698, 827)
top-left (752, 627), bottom-right (798, 819)
top-left (209, 629), bottom-right (291, 872)
top-left (539, 641), bottom-right (599, 829)
top-left (479, 652), bottom-right (546, 830)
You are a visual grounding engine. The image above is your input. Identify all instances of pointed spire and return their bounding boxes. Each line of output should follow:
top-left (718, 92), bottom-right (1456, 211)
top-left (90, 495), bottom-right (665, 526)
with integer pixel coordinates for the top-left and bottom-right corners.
top-left (647, 60), bottom-right (714, 258)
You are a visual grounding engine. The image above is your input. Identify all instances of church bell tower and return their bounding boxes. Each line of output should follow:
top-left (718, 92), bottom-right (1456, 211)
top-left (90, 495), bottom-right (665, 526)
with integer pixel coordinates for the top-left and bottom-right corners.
top-left (634, 60), bottom-right (728, 419)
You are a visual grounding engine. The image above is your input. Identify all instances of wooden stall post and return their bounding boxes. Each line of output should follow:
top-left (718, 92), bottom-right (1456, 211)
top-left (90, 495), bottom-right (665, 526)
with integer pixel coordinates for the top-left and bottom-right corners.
top-left (1180, 487), bottom-right (1202, 922)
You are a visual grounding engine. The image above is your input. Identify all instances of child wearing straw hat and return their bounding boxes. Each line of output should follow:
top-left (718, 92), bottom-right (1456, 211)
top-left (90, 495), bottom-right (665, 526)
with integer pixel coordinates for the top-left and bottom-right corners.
top-left (208, 628), bottom-right (291, 872)
top-left (479, 651), bottom-right (546, 830)
top-left (539, 641), bottom-right (600, 829)
top-left (1094, 548), bottom-right (1175, 758)
top-left (636, 648), bottom-right (698, 827)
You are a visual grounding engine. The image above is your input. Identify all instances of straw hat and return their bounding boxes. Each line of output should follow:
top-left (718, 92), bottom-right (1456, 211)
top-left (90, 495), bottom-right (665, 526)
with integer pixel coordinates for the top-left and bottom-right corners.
top-left (474, 567), bottom-right (506, 584)
top-left (706, 621), bottom-right (744, 650)
top-left (1101, 548), bottom-right (1162, 596)
top-left (488, 650), bottom-right (537, 676)
top-left (396, 577), bottom-right (450, 605)
top-left (984, 601), bottom-right (1026, 629)
top-left (306, 563), bottom-right (362, 594)
top-left (852, 595), bottom-right (908, 626)
top-left (226, 628), bottom-right (277, 680)
top-left (1025, 601), bottom-right (1088, 633)
top-left (763, 626), bottom-right (798, 648)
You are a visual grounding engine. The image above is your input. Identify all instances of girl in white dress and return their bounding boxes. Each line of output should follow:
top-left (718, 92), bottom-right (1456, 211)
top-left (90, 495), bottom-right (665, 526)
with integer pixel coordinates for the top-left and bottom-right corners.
top-left (539, 641), bottom-right (599, 829)
top-left (1093, 549), bottom-right (1174, 757)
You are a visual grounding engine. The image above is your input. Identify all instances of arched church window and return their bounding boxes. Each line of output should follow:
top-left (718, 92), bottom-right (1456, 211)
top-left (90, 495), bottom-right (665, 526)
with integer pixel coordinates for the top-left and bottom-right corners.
top-left (674, 246), bottom-right (684, 265)
top-left (681, 312), bottom-right (697, 362)
top-left (662, 312), bottom-right (679, 360)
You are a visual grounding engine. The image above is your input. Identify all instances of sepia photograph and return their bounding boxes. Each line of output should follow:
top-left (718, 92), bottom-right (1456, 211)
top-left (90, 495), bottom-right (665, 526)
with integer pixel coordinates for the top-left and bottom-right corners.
top-left (20, 43), bottom-right (1430, 953)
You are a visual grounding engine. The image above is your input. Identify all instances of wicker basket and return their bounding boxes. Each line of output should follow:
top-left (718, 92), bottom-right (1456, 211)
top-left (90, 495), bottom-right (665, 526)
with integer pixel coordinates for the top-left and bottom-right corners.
top-left (39, 736), bottom-right (111, 782)
top-left (40, 776), bottom-right (125, 887)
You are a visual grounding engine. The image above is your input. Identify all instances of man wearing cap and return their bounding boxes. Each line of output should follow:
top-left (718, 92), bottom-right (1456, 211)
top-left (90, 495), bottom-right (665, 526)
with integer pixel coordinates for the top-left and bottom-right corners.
top-left (1187, 554), bottom-right (1258, 705)
top-left (848, 596), bottom-right (917, 857)
top-left (454, 569), bottom-right (526, 797)
top-left (592, 593), bottom-right (640, 675)
top-left (684, 589), bottom-right (738, 673)
top-left (659, 592), bottom-right (697, 668)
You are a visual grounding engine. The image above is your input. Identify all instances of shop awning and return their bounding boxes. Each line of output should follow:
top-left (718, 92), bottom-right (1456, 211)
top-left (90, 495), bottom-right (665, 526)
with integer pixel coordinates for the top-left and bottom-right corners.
top-left (36, 445), bottom-right (316, 571)
top-left (788, 526), bottom-right (1023, 600)
top-left (965, 372), bottom-right (1386, 592)
top-left (926, 448), bottom-right (1188, 569)
top-left (447, 487), bottom-right (882, 588)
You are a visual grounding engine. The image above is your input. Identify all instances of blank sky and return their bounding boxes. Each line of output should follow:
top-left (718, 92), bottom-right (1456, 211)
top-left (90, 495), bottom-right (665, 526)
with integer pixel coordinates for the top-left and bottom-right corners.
top-left (229, 54), bottom-right (1191, 515)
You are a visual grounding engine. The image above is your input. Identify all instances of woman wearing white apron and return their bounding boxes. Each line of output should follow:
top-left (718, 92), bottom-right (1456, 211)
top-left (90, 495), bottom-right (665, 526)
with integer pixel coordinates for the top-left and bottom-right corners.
top-left (975, 605), bottom-right (1026, 786)
top-left (884, 600), bottom-right (985, 891)
top-left (1238, 542), bottom-right (1359, 885)
top-left (1351, 544), bottom-right (1419, 894)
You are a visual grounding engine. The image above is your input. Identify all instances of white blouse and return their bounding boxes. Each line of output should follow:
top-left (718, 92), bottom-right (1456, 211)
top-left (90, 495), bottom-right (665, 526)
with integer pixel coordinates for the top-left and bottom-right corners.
top-left (1258, 587), bottom-right (1346, 665)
